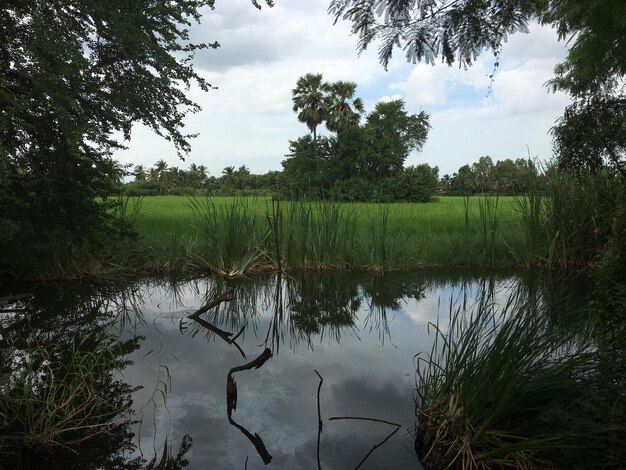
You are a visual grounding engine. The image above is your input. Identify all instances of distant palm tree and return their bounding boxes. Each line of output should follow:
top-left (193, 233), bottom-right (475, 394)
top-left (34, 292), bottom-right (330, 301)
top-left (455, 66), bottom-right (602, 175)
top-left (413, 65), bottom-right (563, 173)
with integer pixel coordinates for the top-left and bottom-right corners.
top-left (188, 163), bottom-right (207, 188)
top-left (133, 164), bottom-right (147, 182)
top-left (152, 159), bottom-right (169, 194)
top-left (292, 73), bottom-right (328, 157)
top-left (222, 165), bottom-right (235, 189)
top-left (325, 81), bottom-right (364, 133)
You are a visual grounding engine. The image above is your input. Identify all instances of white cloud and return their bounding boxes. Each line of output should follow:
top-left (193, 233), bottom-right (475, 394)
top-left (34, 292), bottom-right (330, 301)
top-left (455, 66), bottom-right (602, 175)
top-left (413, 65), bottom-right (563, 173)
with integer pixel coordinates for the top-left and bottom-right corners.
top-left (115, 3), bottom-right (573, 178)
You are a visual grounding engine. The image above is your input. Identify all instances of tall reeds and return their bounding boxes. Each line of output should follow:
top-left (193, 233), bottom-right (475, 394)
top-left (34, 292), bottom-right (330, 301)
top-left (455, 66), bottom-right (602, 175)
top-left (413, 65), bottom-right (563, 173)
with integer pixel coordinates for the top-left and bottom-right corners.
top-left (189, 196), bottom-right (269, 277)
top-left (0, 333), bottom-right (134, 454)
top-left (414, 291), bottom-right (623, 469)
top-left (477, 195), bottom-right (500, 265)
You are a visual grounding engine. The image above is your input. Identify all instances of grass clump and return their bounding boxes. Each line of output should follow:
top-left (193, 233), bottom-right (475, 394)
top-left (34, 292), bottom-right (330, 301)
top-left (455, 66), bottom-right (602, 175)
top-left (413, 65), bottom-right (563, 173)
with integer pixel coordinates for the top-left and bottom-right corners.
top-left (189, 196), bottom-right (269, 277)
top-left (415, 294), bottom-right (624, 469)
top-left (0, 332), bottom-right (136, 457)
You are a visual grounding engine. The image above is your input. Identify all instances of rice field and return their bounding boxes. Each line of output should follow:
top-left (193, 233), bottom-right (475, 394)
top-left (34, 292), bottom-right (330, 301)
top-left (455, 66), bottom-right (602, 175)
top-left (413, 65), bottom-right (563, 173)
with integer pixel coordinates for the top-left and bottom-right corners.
top-left (125, 195), bottom-right (533, 275)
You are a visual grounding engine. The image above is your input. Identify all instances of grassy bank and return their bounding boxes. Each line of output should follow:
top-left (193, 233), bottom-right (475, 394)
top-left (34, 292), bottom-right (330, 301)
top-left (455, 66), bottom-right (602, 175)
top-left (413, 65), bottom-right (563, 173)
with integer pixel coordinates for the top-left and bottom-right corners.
top-left (127, 195), bottom-right (527, 275)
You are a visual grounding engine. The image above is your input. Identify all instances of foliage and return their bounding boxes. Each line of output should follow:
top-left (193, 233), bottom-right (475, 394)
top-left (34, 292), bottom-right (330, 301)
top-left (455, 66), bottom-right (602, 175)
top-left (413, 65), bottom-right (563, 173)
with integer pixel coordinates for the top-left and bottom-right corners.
top-left (285, 75), bottom-right (432, 202)
top-left (415, 292), bottom-right (625, 469)
top-left (329, 0), bottom-right (626, 175)
top-left (292, 73), bottom-right (328, 156)
top-left (0, 0), bottom-right (219, 275)
top-left (189, 196), bottom-right (268, 277)
top-left (551, 95), bottom-right (626, 175)
top-left (324, 80), bottom-right (365, 133)
top-left (0, 1), bottom-right (276, 278)
top-left (329, 0), bottom-right (537, 69)
top-left (448, 157), bottom-right (540, 195)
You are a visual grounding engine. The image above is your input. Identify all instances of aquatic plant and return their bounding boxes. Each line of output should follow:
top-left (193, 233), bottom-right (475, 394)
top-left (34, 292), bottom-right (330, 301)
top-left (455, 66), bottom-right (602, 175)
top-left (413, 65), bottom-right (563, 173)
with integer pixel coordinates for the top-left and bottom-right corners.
top-left (0, 332), bottom-right (137, 455)
top-left (189, 196), bottom-right (269, 276)
top-left (414, 293), bottom-right (624, 469)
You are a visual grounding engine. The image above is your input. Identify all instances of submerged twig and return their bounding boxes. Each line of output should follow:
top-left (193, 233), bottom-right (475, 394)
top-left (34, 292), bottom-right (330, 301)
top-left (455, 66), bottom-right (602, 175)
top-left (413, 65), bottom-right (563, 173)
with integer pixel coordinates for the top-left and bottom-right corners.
top-left (355, 426), bottom-right (400, 469)
top-left (188, 289), bottom-right (234, 318)
top-left (329, 416), bottom-right (401, 427)
top-left (315, 369), bottom-right (324, 470)
top-left (329, 415), bottom-right (401, 469)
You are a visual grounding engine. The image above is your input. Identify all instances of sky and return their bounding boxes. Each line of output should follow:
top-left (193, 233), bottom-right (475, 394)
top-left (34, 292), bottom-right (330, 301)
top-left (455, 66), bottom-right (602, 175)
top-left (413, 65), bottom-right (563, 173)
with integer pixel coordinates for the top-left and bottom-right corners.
top-left (114, 0), bottom-right (573, 178)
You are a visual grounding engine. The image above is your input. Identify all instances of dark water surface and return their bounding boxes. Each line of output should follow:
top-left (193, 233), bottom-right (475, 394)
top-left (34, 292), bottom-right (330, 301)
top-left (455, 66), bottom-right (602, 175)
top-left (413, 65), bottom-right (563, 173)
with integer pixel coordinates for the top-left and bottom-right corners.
top-left (1, 270), bottom-right (575, 469)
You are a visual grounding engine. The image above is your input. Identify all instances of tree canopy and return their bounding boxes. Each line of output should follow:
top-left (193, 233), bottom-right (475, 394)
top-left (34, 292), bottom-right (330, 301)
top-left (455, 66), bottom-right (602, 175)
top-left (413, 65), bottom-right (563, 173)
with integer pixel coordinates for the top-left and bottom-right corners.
top-left (0, 0), bottom-right (273, 273)
top-left (329, 0), bottom-right (626, 174)
top-left (285, 75), bottom-right (432, 201)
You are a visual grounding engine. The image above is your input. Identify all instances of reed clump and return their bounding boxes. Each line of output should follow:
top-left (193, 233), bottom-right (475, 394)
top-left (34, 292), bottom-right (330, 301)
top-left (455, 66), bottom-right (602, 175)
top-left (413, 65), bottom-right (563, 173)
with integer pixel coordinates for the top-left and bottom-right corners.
top-left (189, 196), bottom-right (269, 277)
top-left (0, 333), bottom-right (135, 455)
top-left (415, 294), bottom-right (624, 469)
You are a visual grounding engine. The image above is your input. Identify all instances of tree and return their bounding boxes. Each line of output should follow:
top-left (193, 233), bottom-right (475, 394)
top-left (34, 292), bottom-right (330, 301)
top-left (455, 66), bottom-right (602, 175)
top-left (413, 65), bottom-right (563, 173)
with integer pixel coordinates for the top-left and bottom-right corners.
top-left (361, 99), bottom-right (430, 179)
top-left (292, 73), bottom-right (329, 157)
top-left (221, 166), bottom-right (236, 189)
top-left (0, 0), bottom-right (273, 273)
top-left (328, 0), bottom-right (626, 173)
top-left (472, 156), bottom-right (495, 193)
top-left (151, 160), bottom-right (170, 195)
top-left (451, 165), bottom-right (476, 195)
top-left (395, 164), bottom-right (440, 202)
top-left (324, 81), bottom-right (365, 133)
top-left (133, 165), bottom-right (147, 183)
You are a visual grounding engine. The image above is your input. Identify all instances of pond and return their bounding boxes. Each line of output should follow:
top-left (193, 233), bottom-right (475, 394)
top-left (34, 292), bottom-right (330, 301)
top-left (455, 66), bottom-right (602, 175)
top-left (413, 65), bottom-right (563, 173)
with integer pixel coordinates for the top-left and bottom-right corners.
top-left (0, 270), bottom-right (585, 469)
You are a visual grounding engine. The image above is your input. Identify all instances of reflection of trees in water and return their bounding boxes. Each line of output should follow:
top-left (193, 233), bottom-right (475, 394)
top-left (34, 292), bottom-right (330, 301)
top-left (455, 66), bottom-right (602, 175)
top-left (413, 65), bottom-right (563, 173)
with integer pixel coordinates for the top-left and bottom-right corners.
top-left (286, 272), bottom-right (362, 345)
top-left (0, 281), bottom-right (192, 469)
top-left (0, 270), bottom-right (586, 468)
top-left (169, 270), bottom-right (540, 353)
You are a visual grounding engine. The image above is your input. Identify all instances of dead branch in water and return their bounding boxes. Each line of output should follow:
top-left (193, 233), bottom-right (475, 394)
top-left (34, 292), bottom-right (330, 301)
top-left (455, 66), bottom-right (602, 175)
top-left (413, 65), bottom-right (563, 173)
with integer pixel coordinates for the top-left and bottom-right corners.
top-left (315, 369), bottom-right (324, 470)
top-left (193, 316), bottom-right (247, 359)
top-left (188, 288), bottom-right (234, 319)
top-left (226, 348), bottom-right (273, 418)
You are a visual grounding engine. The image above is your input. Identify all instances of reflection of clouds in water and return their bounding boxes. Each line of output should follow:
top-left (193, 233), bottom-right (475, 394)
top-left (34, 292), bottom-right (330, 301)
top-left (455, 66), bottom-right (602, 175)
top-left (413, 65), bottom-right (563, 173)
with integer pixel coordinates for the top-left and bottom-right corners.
top-left (120, 272), bottom-right (525, 468)
top-left (402, 277), bottom-right (522, 334)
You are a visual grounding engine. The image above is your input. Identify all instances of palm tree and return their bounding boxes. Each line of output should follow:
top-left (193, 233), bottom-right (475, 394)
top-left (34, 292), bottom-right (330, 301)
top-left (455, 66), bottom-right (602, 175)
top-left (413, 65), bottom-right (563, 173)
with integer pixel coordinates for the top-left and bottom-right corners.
top-left (188, 163), bottom-right (207, 188)
top-left (151, 159), bottom-right (169, 195)
top-left (222, 166), bottom-right (235, 189)
top-left (325, 81), bottom-right (364, 133)
top-left (292, 73), bottom-right (328, 157)
top-left (133, 164), bottom-right (147, 182)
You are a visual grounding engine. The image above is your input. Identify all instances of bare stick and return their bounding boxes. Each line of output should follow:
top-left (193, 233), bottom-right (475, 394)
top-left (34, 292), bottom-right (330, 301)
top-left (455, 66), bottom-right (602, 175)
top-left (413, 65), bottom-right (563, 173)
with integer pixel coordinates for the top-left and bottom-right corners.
top-left (229, 415), bottom-right (273, 465)
top-left (315, 369), bottom-right (324, 470)
top-left (188, 289), bottom-right (234, 318)
top-left (355, 426), bottom-right (400, 469)
top-left (228, 348), bottom-right (273, 375)
top-left (193, 316), bottom-right (247, 359)
top-left (226, 348), bottom-right (273, 417)
top-left (328, 416), bottom-right (401, 427)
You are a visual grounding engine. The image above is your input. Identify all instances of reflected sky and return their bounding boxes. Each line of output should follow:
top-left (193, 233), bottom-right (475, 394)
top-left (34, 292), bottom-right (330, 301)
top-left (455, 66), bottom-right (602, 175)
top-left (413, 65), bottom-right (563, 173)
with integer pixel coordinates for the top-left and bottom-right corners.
top-left (119, 270), bottom-right (522, 469)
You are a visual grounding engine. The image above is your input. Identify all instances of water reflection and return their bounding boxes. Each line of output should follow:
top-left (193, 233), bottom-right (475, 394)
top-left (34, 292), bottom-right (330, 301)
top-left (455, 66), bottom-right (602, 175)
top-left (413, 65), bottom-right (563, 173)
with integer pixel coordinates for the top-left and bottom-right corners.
top-left (1, 269), bottom-right (587, 468)
top-left (0, 281), bottom-right (192, 469)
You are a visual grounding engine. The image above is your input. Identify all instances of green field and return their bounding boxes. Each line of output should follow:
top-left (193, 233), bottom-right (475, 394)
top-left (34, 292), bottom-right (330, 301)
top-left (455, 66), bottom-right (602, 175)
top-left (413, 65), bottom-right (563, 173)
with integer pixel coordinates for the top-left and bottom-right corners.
top-left (126, 195), bottom-right (535, 275)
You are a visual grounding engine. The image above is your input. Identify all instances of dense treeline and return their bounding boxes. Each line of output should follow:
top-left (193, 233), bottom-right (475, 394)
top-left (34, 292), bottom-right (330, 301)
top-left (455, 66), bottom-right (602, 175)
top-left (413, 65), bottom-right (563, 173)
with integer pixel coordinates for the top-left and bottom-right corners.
top-left (120, 154), bottom-right (539, 200)
top-left (122, 161), bottom-right (280, 196)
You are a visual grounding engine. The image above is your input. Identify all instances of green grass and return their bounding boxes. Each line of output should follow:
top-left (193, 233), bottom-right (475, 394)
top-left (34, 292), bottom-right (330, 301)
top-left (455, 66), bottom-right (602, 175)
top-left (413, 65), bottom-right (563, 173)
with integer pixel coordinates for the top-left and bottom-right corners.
top-left (125, 195), bottom-right (525, 274)
top-left (414, 293), bottom-right (625, 469)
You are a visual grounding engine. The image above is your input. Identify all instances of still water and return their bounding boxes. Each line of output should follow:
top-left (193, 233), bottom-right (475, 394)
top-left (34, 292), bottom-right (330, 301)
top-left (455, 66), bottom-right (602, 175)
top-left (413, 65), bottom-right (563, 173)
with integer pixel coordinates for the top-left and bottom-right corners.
top-left (1, 270), bottom-right (559, 469)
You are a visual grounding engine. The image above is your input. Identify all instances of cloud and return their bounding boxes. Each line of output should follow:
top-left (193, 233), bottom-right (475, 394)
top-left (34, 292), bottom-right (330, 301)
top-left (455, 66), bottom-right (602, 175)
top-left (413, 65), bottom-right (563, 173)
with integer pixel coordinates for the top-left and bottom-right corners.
top-left (115, 4), bottom-right (574, 178)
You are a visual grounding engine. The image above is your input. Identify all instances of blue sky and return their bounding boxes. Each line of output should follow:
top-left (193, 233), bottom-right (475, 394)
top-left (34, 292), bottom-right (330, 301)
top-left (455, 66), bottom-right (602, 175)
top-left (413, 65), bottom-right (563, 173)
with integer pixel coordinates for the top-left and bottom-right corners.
top-left (115, 0), bottom-right (572, 177)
